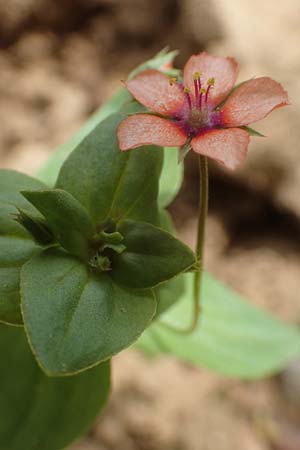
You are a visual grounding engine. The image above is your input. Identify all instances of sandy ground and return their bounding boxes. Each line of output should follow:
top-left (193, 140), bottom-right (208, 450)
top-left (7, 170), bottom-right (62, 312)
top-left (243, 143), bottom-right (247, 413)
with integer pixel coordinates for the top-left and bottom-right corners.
top-left (1, 1), bottom-right (300, 449)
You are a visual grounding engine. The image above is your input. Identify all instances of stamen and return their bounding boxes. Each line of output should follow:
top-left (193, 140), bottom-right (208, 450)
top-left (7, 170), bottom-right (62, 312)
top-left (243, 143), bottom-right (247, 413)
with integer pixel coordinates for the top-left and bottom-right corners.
top-left (205, 77), bottom-right (215, 104)
top-left (193, 72), bottom-right (201, 103)
top-left (169, 77), bottom-right (177, 86)
top-left (198, 76), bottom-right (202, 95)
top-left (184, 87), bottom-right (192, 110)
top-left (199, 88), bottom-right (206, 110)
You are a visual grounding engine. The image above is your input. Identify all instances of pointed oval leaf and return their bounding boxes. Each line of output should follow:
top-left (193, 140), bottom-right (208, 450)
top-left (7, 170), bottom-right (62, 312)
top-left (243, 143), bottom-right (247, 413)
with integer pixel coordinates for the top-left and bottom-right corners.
top-left (111, 219), bottom-right (195, 289)
top-left (136, 273), bottom-right (300, 379)
top-left (154, 274), bottom-right (185, 318)
top-left (55, 113), bottom-right (163, 227)
top-left (0, 170), bottom-right (45, 326)
top-left (158, 149), bottom-right (183, 208)
top-left (21, 248), bottom-right (156, 375)
top-left (22, 189), bottom-right (94, 259)
top-left (0, 324), bottom-right (110, 450)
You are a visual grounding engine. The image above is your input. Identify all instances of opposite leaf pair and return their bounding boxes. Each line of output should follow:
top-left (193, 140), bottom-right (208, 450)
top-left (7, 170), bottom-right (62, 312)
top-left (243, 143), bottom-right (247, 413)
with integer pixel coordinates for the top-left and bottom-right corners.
top-left (0, 112), bottom-right (195, 376)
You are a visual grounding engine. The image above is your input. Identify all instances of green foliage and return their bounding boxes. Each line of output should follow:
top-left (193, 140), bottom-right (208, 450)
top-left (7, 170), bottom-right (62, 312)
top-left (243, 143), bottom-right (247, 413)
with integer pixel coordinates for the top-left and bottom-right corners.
top-left (158, 149), bottom-right (183, 208)
top-left (22, 189), bottom-right (94, 259)
top-left (136, 273), bottom-right (300, 379)
top-left (111, 219), bottom-right (195, 288)
top-left (0, 170), bottom-right (45, 325)
top-left (0, 324), bottom-right (110, 450)
top-left (15, 208), bottom-right (55, 246)
top-left (154, 275), bottom-right (185, 318)
top-left (56, 113), bottom-right (163, 226)
top-left (21, 248), bottom-right (156, 375)
top-left (0, 112), bottom-right (190, 378)
top-left (240, 126), bottom-right (265, 137)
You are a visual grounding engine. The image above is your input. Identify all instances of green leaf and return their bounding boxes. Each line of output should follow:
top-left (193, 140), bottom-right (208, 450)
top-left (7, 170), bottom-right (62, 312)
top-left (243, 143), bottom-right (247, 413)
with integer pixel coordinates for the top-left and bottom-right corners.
top-left (0, 242), bottom-right (37, 326)
top-left (158, 149), bottom-right (183, 208)
top-left (15, 208), bottom-right (55, 246)
top-left (240, 126), bottom-right (266, 137)
top-left (128, 48), bottom-right (179, 79)
top-left (136, 273), bottom-right (300, 379)
top-left (22, 189), bottom-right (94, 259)
top-left (0, 324), bottom-right (110, 450)
top-left (111, 220), bottom-right (195, 289)
top-left (154, 274), bottom-right (185, 318)
top-left (56, 113), bottom-right (163, 226)
top-left (36, 49), bottom-right (178, 187)
top-left (36, 89), bottom-right (133, 187)
top-left (0, 170), bottom-right (45, 326)
top-left (21, 248), bottom-right (156, 375)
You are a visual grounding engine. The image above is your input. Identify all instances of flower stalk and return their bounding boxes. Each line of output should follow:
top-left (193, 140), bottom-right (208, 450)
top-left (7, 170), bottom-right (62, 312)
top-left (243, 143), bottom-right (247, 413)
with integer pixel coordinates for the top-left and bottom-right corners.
top-left (192, 155), bottom-right (208, 330)
top-left (158, 155), bottom-right (208, 334)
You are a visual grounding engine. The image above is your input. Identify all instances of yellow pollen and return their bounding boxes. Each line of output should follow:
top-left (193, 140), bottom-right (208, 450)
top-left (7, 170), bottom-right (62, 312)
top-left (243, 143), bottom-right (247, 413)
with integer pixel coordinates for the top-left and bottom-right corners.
top-left (193, 71), bottom-right (201, 80)
top-left (200, 88), bottom-right (206, 94)
top-left (169, 77), bottom-right (177, 86)
top-left (207, 77), bottom-right (215, 86)
top-left (184, 87), bottom-right (191, 93)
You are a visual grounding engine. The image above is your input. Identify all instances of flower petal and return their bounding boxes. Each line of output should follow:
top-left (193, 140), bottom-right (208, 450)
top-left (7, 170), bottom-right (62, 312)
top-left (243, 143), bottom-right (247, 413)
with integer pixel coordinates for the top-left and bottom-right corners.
top-left (117, 114), bottom-right (187, 151)
top-left (183, 52), bottom-right (239, 106)
top-left (191, 128), bottom-right (250, 170)
top-left (125, 69), bottom-right (185, 116)
top-left (221, 77), bottom-right (289, 127)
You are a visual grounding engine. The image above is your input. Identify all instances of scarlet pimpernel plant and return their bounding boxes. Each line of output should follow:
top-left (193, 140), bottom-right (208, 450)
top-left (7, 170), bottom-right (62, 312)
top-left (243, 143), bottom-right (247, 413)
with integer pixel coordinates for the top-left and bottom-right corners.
top-left (0, 49), bottom-right (297, 450)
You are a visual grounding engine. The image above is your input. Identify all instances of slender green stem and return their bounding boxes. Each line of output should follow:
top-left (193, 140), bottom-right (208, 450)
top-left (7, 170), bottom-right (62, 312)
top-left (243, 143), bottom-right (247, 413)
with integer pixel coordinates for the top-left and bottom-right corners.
top-left (192, 155), bottom-right (208, 328)
top-left (158, 155), bottom-right (209, 334)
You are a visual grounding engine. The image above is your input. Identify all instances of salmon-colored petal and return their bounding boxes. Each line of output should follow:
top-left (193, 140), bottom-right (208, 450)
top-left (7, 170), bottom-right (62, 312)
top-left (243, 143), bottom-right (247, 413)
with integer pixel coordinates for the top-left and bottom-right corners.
top-left (117, 114), bottom-right (187, 151)
top-left (183, 52), bottom-right (239, 106)
top-left (221, 77), bottom-right (289, 127)
top-left (191, 128), bottom-right (250, 170)
top-left (125, 69), bottom-right (185, 116)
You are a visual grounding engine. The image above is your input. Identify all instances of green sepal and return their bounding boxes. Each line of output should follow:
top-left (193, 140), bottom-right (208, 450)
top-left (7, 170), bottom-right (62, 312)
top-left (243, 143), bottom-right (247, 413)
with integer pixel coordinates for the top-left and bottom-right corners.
top-left (56, 113), bottom-right (163, 227)
top-left (0, 324), bottom-right (110, 450)
top-left (217, 78), bottom-right (253, 109)
top-left (21, 189), bottom-right (94, 260)
top-left (240, 126), bottom-right (266, 137)
top-left (21, 248), bottom-right (157, 375)
top-left (128, 47), bottom-right (179, 79)
top-left (110, 219), bottom-right (195, 289)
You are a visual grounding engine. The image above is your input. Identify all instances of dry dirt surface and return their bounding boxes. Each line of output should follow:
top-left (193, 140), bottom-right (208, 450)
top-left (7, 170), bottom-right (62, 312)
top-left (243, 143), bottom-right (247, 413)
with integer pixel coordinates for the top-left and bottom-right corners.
top-left (1, 1), bottom-right (300, 449)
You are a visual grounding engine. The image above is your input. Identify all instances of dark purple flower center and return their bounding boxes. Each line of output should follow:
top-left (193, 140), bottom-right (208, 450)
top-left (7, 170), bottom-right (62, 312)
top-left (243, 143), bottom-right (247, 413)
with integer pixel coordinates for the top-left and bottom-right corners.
top-left (171, 73), bottom-right (221, 136)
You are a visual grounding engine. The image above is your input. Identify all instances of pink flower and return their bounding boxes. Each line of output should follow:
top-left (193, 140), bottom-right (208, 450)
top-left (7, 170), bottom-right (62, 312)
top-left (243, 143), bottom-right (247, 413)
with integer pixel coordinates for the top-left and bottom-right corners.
top-left (117, 52), bottom-right (289, 169)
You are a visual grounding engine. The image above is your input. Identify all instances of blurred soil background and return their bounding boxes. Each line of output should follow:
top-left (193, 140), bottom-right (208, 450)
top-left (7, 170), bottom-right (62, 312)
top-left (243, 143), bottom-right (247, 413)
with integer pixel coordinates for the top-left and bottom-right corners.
top-left (1, 0), bottom-right (300, 449)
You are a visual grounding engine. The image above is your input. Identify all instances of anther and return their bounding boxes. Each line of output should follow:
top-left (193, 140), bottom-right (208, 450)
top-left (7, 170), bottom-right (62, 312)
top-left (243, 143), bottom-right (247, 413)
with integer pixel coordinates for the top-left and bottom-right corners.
top-left (184, 87), bottom-right (192, 110)
top-left (199, 88), bottom-right (206, 109)
top-left (193, 72), bottom-right (201, 103)
top-left (169, 77), bottom-right (177, 86)
top-left (205, 78), bottom-right (215, 103)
